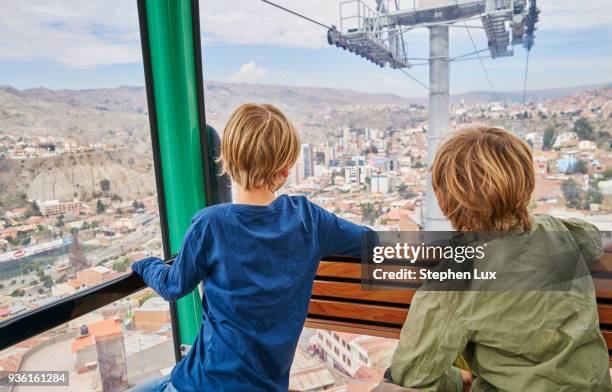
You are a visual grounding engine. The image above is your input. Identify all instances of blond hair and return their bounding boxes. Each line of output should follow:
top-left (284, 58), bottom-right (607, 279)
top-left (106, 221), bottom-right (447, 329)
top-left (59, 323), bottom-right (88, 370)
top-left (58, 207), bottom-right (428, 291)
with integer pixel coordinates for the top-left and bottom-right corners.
top-left (219, 103), bottom-right (300, 191)
top-left (431, 127), bottom-right (535, 232)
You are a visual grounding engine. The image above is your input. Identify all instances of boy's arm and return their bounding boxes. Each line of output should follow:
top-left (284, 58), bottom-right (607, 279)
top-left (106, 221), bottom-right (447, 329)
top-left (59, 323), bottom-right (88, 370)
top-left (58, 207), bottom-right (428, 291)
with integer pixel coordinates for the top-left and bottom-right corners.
top-left (391, 291), bottom-right (468, 392)
top-left (132, 218), bottom-right (209, 301)
top-left (311, 202), bottom-right (373, 258)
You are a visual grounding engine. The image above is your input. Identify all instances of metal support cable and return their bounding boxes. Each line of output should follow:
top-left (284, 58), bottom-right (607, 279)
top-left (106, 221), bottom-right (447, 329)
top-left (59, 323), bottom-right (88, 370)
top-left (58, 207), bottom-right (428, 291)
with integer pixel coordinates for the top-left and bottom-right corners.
top-left (463, 22), bottom-right (499, 101)
top-left (260, 0), bottom-right (332, 30)
top-left (522, 50), bottom-right (531, 104)
top-left (399, 68), bottom-right (430, 91)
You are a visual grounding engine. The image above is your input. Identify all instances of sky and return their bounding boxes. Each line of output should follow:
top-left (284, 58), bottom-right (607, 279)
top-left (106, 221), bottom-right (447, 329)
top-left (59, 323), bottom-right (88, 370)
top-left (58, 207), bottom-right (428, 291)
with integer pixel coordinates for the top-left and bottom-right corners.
top-left (0, 0), bottom-right (610, 97)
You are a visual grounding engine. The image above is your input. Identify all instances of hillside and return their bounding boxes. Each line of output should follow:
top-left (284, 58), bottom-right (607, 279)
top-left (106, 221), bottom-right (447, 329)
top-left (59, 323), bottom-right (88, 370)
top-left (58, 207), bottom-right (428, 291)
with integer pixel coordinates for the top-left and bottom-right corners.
top-left (0, 150), bottom-right (156, 207)
top-left (0, 81), bottom-right (607, 207)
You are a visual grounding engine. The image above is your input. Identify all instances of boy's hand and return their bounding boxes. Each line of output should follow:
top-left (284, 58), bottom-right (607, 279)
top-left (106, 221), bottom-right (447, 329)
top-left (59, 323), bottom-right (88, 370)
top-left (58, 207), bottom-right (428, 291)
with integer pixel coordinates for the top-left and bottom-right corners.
top-left (460, 369), bottom-right (473, 392)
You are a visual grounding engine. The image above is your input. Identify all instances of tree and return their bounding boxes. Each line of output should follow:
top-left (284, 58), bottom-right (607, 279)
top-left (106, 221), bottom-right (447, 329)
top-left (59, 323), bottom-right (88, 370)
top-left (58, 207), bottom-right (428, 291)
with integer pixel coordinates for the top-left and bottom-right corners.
top-left (100, 179), bottom-right (111, 193)
top-left (30, 200), bottom-right (42, 216)
top-left (398, 184), bottom-right (417, 199)
top-left (70, 227), bottom-right (79, 236)
top-left (10, 289), bottom-right (25, 297)
top-left (69, 234), bottom-right (90, 274)
top-left (112, 258), bottom-right (130, 273)
top-left (360, 203), bottom-right (378, 225)
top-left (543, 127), bottom-right (556, 150)
top-left (573, 118), bottom-right (594, 141)
top-left (55, 274), bottom-right (67, 285)
top-left (573, 160), bottom-right (588, 174)
top-left (96, 199), bottom-right (106, 214)
top-left (41, 275), bottom-right (53, 288)
top-left (561, 179), bottom-right (581, 209)
top-left (584, 189), bottom-right (603, 209)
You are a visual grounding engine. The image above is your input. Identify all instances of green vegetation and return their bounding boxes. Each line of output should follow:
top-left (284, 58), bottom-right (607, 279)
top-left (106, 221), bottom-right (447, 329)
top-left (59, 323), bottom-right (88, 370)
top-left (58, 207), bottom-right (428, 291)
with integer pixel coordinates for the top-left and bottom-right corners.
top-left (561, 179), bottom-right (581, 209)
top-left (360, 203), bottom-right (380, 225)
top-left (100, 178), bottom-right (111, 193)
top-left (112, 258), bottom-right (130, 273)
top-left (584, 189), bottom-right (603, 207)
top-left (10, 289), bottom-right (25, 297)
top-left (561, 179), bottom-right (604, 210)
top-left (96, 199), bottom-right (106, 214)
top-left (543, 126), bottom-right (556, 150)
top-left (24, 200), bottom-right (42, 218)
top-left (398, 183), bottom-right (417, 199)
top-left (573, 118), bottom-right (594, 141)
top-left (573, 160), bottom-right (588, 174)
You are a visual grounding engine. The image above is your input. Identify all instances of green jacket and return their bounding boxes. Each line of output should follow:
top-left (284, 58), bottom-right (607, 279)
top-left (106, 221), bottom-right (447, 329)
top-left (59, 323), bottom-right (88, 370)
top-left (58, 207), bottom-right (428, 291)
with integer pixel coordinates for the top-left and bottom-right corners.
top-left (390, 215), bottom-right (611, 392)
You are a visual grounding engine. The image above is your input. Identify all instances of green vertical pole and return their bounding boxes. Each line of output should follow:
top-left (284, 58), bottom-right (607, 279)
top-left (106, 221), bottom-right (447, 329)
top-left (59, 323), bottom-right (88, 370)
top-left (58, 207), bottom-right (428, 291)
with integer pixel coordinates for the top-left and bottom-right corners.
top-left (144, 0), bottom-right (204, 346)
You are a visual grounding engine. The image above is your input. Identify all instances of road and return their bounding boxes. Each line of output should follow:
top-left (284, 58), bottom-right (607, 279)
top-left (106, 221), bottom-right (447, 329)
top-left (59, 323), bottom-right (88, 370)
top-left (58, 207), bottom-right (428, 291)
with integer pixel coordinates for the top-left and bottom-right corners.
top-left (88, 217), bottom-right (161, 264)
top-left (13, 337), bottom-right (99, 392)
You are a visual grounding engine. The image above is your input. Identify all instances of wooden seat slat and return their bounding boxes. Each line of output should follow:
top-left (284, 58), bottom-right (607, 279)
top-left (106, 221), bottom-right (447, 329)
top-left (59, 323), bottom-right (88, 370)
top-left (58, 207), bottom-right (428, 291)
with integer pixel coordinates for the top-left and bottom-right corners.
top-left (305, 319), bottom-right (401, 339)
top-left (309, 253), bottom-right (612, 354)
top-left (312, 281), bottom-right (416, 305)
top-left (598, 304), bottom-right (612, 325)
top-left (317, 261), bottom-right (361, 279)
top-left (308, 299), bottom-right (408, 325)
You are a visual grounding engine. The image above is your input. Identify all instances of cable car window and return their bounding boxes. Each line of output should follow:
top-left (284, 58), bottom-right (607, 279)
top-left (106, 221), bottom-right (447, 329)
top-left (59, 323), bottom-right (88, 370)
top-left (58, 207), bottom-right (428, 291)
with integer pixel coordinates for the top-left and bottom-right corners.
top-left (0, 289), bottom-right (174, 391)
top-left (0, 2), bottom-right (162, 323)
top-left (200, 0), bottom-right (610, 230)
top-left (200, 0), bottom-right (610, 389)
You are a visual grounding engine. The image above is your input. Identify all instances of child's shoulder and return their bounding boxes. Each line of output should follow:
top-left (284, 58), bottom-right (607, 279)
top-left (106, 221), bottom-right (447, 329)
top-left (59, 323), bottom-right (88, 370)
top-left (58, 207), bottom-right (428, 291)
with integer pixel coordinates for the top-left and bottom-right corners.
top-left (282, 194), bottom-right (324, 214)
top-left (190, 203), bottom-right (232, 225)
top-left (532, 213), bottom-right (599, 233)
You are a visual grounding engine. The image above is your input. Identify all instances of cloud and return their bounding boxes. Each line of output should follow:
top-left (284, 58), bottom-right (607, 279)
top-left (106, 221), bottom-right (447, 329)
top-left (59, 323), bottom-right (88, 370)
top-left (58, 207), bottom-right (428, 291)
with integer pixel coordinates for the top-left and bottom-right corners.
top-left (0, 0), bottom-right (607, 69)
top-left (229, 62), bottom-right (269, 83)
top-left (537, 0), bottom-right (611, 30)
top-left (0, 1), bottom-right (141, 68)
top-left (200, 0), bottom-right (609, 48)
top-left (200, 0), bottom-right (337, 49)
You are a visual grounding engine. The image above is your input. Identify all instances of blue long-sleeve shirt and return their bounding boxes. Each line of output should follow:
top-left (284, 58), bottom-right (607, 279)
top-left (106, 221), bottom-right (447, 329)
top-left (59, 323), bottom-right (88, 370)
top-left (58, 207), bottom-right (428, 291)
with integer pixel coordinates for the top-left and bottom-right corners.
top-left (132, 195), bottom-right (371, 391)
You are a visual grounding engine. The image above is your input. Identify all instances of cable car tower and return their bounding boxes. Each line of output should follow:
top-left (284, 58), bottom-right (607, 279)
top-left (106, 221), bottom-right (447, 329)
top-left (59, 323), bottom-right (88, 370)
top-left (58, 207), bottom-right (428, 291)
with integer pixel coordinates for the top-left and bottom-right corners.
top-left (328, 0), bottom-right (539, 230)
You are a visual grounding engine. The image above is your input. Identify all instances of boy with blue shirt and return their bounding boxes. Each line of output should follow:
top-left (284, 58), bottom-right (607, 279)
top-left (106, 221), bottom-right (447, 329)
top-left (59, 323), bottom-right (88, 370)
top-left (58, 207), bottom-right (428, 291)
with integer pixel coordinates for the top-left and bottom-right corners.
top-left (129, 103), bottom-right (371, 392)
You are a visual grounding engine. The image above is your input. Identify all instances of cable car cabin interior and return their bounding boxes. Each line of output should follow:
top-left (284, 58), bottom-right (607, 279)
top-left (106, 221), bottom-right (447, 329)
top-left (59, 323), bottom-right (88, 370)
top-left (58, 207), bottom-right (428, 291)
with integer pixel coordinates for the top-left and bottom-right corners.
top-left (0, 0), bottom-right (610, 391)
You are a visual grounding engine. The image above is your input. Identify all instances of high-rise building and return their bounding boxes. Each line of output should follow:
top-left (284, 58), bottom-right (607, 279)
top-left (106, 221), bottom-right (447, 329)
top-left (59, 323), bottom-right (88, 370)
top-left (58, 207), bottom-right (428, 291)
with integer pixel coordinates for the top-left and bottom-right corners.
top-left (324, 144), bottom-right (335, 166)
top-left (301, 144), bottom-right (314, 179)
top-left (371, 175), bottom-right (389, 194)
top-left (341, 126), bottom-right (350, 149)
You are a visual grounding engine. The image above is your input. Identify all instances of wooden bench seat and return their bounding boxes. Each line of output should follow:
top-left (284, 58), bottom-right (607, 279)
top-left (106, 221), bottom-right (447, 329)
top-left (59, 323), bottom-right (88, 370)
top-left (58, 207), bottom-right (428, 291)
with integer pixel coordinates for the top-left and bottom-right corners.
top-left (305, 253), bottom-right (612, 358)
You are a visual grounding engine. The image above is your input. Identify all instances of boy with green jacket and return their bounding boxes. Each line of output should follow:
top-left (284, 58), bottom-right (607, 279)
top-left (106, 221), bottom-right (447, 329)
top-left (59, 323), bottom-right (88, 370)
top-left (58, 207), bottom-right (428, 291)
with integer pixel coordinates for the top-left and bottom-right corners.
top-left (388, 127), bottom-right (611, 391)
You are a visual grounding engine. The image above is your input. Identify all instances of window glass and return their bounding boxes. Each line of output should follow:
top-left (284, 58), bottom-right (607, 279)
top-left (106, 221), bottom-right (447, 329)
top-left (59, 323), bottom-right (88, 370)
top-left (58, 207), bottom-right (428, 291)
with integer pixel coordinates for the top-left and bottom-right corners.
top-left (0, 290), bottom-right (173, 391)
top-left (200, 1), bottom-right (611, 230)
top-left (290, 327), bottom-right (397, 390)
top-left (200, 0), bottom-right (609, 390)
top-left (0, 2), bottom-right (162, 322)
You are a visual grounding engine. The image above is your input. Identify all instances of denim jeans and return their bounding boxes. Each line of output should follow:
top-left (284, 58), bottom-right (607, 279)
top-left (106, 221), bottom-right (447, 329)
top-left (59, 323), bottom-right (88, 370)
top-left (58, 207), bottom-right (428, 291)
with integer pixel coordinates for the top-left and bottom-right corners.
top-left (126, 374), bottom-right (177, 392)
